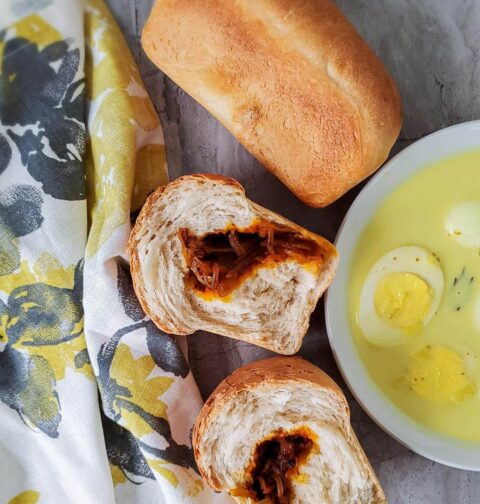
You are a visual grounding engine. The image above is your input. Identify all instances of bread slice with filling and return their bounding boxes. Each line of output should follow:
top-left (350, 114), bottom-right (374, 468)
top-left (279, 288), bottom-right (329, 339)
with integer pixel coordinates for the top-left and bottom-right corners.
top-left (127, 174), bottom-right (338, 354)
top-left (193, 357), bottom-right (386, 504)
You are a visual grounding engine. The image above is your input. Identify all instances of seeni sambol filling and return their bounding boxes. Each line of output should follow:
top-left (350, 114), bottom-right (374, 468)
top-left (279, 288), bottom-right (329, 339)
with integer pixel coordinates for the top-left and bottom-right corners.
top-left (246, 433), bottom-right (314, 504)
top-left (179, 221), bottom-right (323, 298)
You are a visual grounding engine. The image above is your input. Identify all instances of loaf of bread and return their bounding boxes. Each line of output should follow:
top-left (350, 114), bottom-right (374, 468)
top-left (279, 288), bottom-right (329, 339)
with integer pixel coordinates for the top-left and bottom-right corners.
top-left (142, 0), bottom-right (402, 207)
top-left (193, 356), bottom-right (385, 504)
top-left (127, 174), bottom-right (338, 354)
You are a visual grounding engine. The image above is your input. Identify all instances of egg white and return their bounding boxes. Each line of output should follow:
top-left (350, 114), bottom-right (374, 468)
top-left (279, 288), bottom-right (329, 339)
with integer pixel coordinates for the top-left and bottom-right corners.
top-left (358, 246), bottom-right (444, 347)
top-left (445, 200), bottom-right (480, 249)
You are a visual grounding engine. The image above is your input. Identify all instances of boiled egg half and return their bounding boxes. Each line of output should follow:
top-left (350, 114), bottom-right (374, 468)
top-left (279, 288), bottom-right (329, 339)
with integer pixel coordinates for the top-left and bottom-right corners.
top-left (358, 246), bottom-right (444, 347)
top-left (445, 200), bottom-right (480, 248)
top-left (406, 344), bottom-right (476, 404)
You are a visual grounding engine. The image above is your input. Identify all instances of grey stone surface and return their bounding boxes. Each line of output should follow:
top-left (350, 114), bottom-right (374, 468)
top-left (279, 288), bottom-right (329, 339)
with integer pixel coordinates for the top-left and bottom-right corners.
top-left (106, 1), bottom-right (480, 502)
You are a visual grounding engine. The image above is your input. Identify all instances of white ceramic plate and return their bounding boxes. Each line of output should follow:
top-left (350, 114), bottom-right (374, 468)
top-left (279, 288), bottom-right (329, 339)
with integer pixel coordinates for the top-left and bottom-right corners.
top-left (325, 120), bottom-right (480, 471)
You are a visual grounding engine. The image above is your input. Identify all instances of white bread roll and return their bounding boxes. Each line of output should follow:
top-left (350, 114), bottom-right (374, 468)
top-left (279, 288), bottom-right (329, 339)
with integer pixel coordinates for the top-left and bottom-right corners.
top-left (127, 175), bottom-right (338, 354)
top-left (142, 0), bottom-right (402, 207)
top-left (193, 357), bottom-right (385, 504)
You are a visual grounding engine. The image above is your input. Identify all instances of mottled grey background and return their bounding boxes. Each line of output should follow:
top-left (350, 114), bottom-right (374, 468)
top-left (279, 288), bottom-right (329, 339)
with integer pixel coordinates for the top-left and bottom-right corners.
top-left (105, 1), bottom-right (480, 502)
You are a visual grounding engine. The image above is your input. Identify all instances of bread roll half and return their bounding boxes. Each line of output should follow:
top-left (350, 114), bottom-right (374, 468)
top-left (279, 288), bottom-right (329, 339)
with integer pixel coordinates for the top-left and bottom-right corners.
top-left (127, 175), bottom-right (338, 354)
top-left (193, 357), bottom-right (385, 504)
top-left (142, 0), bottom-right (402, 207)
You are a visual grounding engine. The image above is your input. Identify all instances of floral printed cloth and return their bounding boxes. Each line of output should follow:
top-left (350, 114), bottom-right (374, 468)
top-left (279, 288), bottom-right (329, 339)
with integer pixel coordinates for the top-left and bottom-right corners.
top-left (0, 1), bottom-right (231, 502)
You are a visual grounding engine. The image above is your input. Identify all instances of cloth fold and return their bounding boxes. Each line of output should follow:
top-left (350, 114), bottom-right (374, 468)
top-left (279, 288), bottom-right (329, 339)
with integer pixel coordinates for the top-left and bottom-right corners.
top-left (0, 1), bottom-right (231, 502)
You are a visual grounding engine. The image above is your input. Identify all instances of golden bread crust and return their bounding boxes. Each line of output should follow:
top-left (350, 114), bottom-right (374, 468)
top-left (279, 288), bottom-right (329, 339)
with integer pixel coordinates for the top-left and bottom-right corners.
top-left (142, 0), bottom-right (402, 207)
top-left (192, 356), bottom-right (347, 489)
top-left (193, 357), bottom-right (385, 503)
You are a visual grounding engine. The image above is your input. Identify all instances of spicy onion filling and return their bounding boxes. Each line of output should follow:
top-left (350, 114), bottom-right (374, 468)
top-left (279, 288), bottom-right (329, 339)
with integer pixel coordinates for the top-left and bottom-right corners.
top-left (247, 434), bottom-right (314, 504)
top-left (179, 222), bottom-right (323, 298)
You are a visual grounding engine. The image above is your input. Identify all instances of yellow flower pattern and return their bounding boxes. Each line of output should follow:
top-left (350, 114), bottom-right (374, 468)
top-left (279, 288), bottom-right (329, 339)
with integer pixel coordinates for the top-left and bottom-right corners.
top-left (84, 0), bottom-right (168, 256)
top-left (0, 255), bottom-right (92, 381)
top-left (0, 0), bottom-right (216, 501)
top-left (7, 490), bottom-right (40, 504)
top-left (109, 343), bottom-right (173, 437)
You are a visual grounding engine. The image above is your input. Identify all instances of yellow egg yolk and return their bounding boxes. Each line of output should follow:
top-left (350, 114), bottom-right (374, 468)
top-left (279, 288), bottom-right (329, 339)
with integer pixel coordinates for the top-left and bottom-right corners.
top-left (374, 272), bottom-right (433, 335)
top-left (406, 345), bottom-right (475, 404)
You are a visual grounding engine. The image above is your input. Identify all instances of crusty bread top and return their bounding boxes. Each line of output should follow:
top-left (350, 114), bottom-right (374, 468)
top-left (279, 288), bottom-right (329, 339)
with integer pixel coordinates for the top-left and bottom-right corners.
top-left (197, 356), bottom-right (347, 419)
top-left (193, 357), bottom-right (385, 504)
top-left (142, 0), bottom-right (402, 207)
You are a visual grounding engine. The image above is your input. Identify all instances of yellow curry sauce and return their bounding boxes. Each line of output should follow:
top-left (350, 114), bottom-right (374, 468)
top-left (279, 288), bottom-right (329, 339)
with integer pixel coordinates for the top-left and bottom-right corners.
top-left (349, 150), bottom-right (480, 442)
